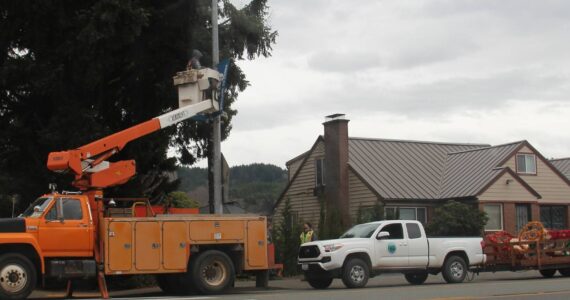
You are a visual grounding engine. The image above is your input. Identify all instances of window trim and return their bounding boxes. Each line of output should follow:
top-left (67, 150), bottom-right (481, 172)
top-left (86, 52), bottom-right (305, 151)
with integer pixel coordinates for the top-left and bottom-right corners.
top-left (516, 153), bottom-right (537, 175)
top-left (484, 204), bottom-right (503, 231)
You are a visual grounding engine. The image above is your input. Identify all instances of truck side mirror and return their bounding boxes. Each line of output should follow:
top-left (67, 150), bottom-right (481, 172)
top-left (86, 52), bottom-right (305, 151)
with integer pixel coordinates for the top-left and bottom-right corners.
top-left (377, 231), bottom-right (390, 240)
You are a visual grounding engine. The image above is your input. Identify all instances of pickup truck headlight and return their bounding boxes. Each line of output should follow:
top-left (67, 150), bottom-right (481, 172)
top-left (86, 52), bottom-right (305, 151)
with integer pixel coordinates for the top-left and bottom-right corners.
top-left (323, 243), bottom-right (343, 252)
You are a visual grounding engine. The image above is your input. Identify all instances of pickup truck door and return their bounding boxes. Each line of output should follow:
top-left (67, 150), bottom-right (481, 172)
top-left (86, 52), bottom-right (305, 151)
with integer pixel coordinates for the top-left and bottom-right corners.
top-left (375, 223), bottom-right (409, 268)
top-left (38, 197), bottom-right (93, 257)
top-left (405, 222), bottom-right (429, 268)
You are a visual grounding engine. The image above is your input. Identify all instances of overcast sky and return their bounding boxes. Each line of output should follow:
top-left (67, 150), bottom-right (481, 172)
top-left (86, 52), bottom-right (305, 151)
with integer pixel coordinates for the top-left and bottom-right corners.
top-left (213, 0), bottom-right (570, 168)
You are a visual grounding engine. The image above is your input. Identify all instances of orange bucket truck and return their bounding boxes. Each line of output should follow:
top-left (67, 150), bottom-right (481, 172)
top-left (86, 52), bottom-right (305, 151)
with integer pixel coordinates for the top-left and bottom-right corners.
top-left (0, 68), bottom-right (271, 299)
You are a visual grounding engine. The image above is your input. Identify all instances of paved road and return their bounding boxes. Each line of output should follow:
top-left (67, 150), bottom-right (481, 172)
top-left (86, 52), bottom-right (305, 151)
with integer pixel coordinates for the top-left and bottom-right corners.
top-left (31, 270), bottom-right (570, 300)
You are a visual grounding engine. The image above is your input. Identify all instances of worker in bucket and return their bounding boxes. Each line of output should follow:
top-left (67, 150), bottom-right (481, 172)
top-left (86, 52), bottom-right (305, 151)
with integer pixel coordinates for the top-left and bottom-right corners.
top-left (187, 49), bottom-right (203, 70)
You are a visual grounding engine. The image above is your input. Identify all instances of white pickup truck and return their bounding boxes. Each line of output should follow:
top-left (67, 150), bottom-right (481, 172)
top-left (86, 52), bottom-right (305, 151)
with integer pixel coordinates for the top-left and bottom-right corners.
top-left (298, 220), bottom-right (485, 289)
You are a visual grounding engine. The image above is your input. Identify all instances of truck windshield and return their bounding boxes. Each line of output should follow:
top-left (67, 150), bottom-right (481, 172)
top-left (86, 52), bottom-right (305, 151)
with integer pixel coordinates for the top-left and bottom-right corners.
top-left (339, 223), bottom-right (382, 238)
top-left (19, 197), bottom-right (53, 218)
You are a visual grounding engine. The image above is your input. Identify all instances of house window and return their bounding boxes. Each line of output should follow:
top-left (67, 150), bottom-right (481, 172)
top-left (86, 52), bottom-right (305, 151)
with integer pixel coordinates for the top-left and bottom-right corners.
top-left (315, 158), bottom-right (325, 186)
top-left (484, 204), bottom-right (503, 231)
top-left (540, 205), bottom-right (567, 230)
top-left (515, 204), bottom-right (531, 233)
top-left (385, 207), bottom-right (427, 224)
top-left (516, 154), bottom-right (536, 174)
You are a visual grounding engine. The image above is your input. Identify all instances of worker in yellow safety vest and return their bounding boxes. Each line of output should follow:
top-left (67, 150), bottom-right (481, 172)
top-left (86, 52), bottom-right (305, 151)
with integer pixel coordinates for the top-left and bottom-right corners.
top-left (300, 222), bottom-right (317, 244)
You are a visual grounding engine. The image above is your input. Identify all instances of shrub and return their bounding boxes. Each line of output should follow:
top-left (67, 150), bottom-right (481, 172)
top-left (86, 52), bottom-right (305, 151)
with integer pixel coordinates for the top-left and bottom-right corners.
top-left (356, 202), bottom-right (385, 224)
top-left (426, 200), bottom-right (488, 236)
top-left (165, 191), bottom-right (199, 208)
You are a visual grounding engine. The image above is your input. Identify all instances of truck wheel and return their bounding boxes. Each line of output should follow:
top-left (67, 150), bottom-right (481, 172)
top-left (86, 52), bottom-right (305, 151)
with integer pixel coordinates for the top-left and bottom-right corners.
top-left (0, 254), bottom-right (36, 300)
top-left (190, 250), bottom-right (235, 295)
top-left (539, 269), bottom-right (556, 278)
top-left (558, 268), bottom-right (570, 277)
top-left (405, 272), bottom-right (428, 285)
top-left (307, 277), bottom-right (333, 289)
top-left (442, 256), bottom-right (467, 284)
top-left (341, 258), bottom-right (369, 288)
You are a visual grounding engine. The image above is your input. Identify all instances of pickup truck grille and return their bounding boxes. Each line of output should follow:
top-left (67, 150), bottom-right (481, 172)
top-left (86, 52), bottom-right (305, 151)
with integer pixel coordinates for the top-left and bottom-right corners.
top-left (299, 245), bottom-right (320, 258)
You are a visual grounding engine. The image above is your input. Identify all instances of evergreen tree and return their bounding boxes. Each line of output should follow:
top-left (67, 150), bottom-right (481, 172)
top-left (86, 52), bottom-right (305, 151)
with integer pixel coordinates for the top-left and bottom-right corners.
top-left (320, 204), bottom-right (344, 240)
top-left (274, 198), bottom-right (301, 276)
top-left (0, 0), bottom-right (277, 215)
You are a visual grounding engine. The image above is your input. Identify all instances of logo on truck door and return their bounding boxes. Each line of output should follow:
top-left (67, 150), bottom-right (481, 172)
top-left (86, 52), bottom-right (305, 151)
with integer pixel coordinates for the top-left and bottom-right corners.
top-left (387, 242), bottom-right (397, 254)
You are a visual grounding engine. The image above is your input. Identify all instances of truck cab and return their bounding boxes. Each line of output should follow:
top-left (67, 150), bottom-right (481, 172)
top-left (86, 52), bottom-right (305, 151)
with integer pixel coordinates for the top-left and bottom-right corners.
top-left (0, 193), bottom-right (97, 300)
top-left (21, 194), bottom-right (94, 258)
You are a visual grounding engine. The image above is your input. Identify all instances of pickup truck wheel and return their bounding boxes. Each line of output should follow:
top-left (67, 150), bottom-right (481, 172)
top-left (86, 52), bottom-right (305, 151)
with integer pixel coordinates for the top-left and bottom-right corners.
top-left (307, 277), bottom-right (333, 289)
top-left (442, 256), bottom-right (467, 284)
top-left (405, 272), bottom-right (428, 285)
top-left (558, 268), bottom-right (570, 277)
top-left (341, 258), bottom-right (369, 288)
top-left (190, 250), bottom-right (235, 295)
top-left (0, 254), bottom-right (36, 300)
top-left (539, 269), bottom-right (556, 278)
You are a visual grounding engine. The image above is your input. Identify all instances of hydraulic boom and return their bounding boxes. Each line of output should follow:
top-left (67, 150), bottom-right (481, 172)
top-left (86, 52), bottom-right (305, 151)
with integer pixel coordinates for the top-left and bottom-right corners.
top-left (46, 99), bottom-right (218, 190)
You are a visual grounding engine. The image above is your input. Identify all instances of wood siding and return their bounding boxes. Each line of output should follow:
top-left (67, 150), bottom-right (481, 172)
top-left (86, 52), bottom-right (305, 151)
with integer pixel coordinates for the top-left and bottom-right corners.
top-left (502, 146), bottom-right (570, 203)
top-left (348, 169), bottom-right (379, 221)
top-left (274, 141), bottom-right (324, 230)
top-left (479, 172), bottom-right (538, 202)
top-left (288, 159), bottom-right (303, 181)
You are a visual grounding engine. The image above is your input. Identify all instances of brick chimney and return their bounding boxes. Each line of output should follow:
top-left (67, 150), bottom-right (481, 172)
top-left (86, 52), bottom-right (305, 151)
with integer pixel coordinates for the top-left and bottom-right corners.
top-left (323, 114), bottom-right (350, 227)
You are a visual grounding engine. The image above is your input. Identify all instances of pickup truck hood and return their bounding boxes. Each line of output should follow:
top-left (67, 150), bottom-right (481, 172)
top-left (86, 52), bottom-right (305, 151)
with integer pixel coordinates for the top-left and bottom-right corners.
top-left (0, 218), bottom-right (26, 233)
top-left (299, 238), bottom-right (373, 262)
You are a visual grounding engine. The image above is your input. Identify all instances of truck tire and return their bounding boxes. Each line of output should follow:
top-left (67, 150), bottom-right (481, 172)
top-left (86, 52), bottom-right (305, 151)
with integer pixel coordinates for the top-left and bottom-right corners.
top-left (307, 277), bottom-right (333, 289)
top-left (0, 253), bottom-right (37, 300)
top-left (190, 250), bottom-right (235, 295)
top-left (341, 258), bottom-right (369, 288)
top-left (539, 269), bottom-right (556, 278)
top-left (405, 272), bottom-right (428, 285)
top-left (442, 255), bottom-right (467, 284)
top-left (558, 268), bottom-right (570, 277)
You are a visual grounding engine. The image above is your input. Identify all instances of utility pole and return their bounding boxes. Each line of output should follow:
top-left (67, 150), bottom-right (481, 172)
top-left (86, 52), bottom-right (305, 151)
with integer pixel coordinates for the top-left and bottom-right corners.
top-left (211, 0), bottom-right (223, 214)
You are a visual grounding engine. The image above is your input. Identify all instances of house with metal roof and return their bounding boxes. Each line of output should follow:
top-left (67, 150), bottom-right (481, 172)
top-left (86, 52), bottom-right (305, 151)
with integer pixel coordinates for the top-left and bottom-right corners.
top-left (273, 115), bottom-right (570, 235)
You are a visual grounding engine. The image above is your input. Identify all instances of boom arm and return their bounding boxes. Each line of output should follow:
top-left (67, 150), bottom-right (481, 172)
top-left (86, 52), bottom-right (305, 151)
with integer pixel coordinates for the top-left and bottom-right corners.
top-left (47, 99), bottom-right (218, 190)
